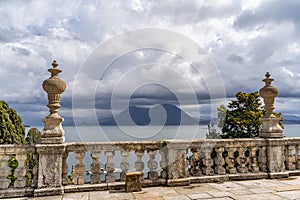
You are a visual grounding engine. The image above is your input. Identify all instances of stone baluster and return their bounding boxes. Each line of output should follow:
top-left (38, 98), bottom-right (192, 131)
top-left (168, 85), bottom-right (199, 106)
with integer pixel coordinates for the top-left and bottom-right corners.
top-left (250, 147), bottom-right (259, 173)
top-left (237, 147), bottom-right (248, 173)
top-left (105, 151), bottom-right (115, 183)
top-left (90, 151), bottom-right (101, 184)
top-left (214, 147), bottom-right (226, 175)
top-left (296, 145), bottom-right (300, 169)
top-left (202, 147), bottom-right (214, 175)
top-left (135, 150), bottom-right (145, 180)
top-left (120, 150), bottom-right (130, 181)
top-left (190, 148), bottom-right (202, 176)
top-left (258, 146), bottom-right (267, 172)
top-left (62, 152), bottom-right (69, 185)
top-left (147, 150), bottom-right (158, 180)
top-left (74, 152), bottom-right (85, 185)
top-left (159, 148), bottom-right (168, 179)
top-left (225, 147), bottom-right (237, 174)
top-left (285, 145), bottom-right (296, 170)
top-left (14, 154), bottom-right (27, 188)
top-left (180, 149), bottom-right (188, 178)
top-left (0, 151), bottom-right (11, 189)
top-left (31, 154), bottom-right (38, 187)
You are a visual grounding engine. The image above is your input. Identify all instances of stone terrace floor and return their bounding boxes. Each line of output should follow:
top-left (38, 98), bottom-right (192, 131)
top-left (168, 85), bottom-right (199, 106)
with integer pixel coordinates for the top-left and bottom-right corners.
top-left (7, 176), bottom-right (300, 200)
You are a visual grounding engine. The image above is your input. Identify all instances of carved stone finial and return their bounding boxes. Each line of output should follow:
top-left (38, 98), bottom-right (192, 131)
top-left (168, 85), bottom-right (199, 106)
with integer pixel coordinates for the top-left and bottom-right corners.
top-left (259, 72), bottom-right (283, 138)
top-left (43, 60), bottom-right (66, 117)
top-left (262, 72), bottom-right (274, 87)
top-left (52, 60), bottom-right (58, 68)
top-left (259, 72), bottom-right (278, 117)
top-left (41, 60), bottom-right (66, 144)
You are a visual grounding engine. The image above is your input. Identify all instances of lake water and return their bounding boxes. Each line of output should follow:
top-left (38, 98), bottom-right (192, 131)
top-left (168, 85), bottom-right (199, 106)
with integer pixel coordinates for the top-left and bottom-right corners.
top-left (27, 124), bottom-right (300, 181)
top-left (28, 124), bottom-right (300, 142)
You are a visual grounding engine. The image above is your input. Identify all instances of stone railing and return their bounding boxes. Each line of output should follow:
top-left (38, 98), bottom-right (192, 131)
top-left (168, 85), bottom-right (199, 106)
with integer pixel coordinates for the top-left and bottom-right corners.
top-left (1, 137), bottom-right (300, 198)
top-left (0, 145), bottom-right (38, 198)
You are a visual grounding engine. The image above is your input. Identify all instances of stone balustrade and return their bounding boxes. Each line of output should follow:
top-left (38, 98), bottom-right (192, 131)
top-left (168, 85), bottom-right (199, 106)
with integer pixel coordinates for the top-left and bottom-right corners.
top-left (1, 137), bottom-right (300, 198)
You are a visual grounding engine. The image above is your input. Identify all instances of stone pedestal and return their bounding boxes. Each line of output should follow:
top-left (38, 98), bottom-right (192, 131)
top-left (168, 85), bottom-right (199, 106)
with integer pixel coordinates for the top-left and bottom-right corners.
top-left (125, 172), bottom-right (142, 192)
top-left (259, 117), bottom-right (283, 138)
top-left (40, 117), bottom-right (65, 144)
top-left (266, 140), bottom-right (287, 178)
top-left (34, 144), bottom-right (65, 197)
top-left (166, 141), bottom-right (190, 187)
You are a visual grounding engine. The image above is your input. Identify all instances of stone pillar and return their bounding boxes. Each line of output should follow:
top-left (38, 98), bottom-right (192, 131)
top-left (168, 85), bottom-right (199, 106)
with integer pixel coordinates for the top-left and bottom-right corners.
top-left (166, 141), bottom-right (189, 186)
top-left (259, 72), bottom-right (283, 138)
top-left (34, 61), bottom-right (66, 197)
top-left (259, 72), bottom-right (287, 178)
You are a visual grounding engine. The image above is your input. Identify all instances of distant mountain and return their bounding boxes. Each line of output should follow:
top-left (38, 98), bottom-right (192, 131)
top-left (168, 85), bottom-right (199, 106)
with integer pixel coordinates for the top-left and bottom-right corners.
top-left (282, 115), bottom-right (300, 124)
top-left (99, 104), bottom-right (199, 126)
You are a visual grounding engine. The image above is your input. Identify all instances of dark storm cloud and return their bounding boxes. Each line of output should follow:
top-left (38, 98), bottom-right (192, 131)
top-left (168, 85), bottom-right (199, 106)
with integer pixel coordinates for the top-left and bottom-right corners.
top-left (227, 53), bottom-right (244, 64)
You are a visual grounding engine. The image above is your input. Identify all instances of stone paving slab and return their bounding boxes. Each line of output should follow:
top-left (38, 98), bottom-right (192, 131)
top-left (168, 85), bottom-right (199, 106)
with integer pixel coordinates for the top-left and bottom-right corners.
top-left (229, 189), bottom-right (253, 196)
top-left (208, 182), bottom-right (248, 191)
top-left (6, 176), bottom-right (300, 200)
top-left (162, 194), bottom-right (191, 200)
top-left (175, 184), bottom-right (220, 195)
top-left (276, 190), bottom-right (300, 200)
top-left (63, 192), bottom-right (89, 200)
top-left (89, 191), bottom-right (134, 200)
top-left (237, 193), bottom-right (287, 200)
top-left (29, 195), bottom-right (63, 200)
top-left (132, 186), bottom-right (179, 199)
top-left (248, 187), bottom-right (275, 194)
top-left (206, 191), bottom-right (237, 199)
top-left (186, 192), bottom-right (213, 199)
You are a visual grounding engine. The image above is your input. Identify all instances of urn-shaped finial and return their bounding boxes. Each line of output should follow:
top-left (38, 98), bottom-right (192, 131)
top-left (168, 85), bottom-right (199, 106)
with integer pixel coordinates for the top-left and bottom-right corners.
top-left (259, 72), bottom-right (278, 117)
top-left (42, 60), bottom-right (66, 117)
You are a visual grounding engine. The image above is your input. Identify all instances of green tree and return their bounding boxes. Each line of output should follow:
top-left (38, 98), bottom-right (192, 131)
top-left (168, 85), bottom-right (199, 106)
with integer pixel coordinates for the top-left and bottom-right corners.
top-left (0, 100), bottom-right (26, 144)
top-left (26, 128), bottom-right (41, 144)
top-left (206, 105), bottom-right (227, 139)
top-left (220, 91), bottom-right (283, 138)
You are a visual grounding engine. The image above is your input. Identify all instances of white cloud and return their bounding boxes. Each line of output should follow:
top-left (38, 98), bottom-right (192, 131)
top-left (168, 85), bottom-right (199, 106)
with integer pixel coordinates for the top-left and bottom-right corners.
top-left (1, 0), bottom-right (300, 125)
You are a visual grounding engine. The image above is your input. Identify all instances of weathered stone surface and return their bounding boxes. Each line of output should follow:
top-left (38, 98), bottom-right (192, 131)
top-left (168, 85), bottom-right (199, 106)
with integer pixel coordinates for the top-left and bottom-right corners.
top-left (259, 72), bottom-right (283, 138)
top-left (259, 117), bottom-right (284, 138)
top-left (34, 187), bottom-right (64, 197)
top-left (64, 183), bottom-right (107, 193)
top-left (187, 192), bottom-right (213, 199)
top-left (105, 151), bottom-right (115, 183)
top-left (74, 151), bottom-right (85, 185)
top-left (267, 144), bottom-right (285, 173)
top-left (41, 61), bottom-right (66, 144)
top-left (167, 178), bottom-right (190, 187)
top-left (35, 145), bottom-right (65, 197)
top-left (0, 154), bottom-right (11, 189)
top-left (125, 172), bottom-right (142, 192)
top-left (14, 154), bottom-right (27, 188)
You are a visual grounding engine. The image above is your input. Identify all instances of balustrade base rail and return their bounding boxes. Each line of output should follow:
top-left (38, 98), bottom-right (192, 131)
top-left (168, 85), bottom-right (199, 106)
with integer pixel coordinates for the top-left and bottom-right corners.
top-left (61, 170), bottom-right (300, 194)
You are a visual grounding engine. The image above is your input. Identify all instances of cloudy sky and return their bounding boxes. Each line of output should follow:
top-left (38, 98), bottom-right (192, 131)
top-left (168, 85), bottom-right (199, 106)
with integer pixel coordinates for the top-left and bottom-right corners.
top-left (1, 0), bottom-right (300, 126)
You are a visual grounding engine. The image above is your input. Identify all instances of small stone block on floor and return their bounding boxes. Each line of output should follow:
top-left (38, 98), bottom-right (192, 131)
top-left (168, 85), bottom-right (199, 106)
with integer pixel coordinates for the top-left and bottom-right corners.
top-left (125, 171), bottom-right (142, 192)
